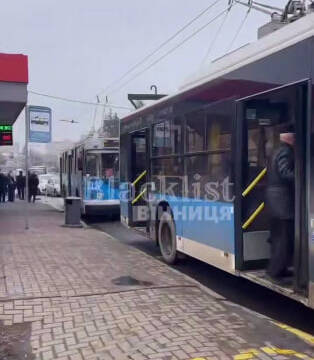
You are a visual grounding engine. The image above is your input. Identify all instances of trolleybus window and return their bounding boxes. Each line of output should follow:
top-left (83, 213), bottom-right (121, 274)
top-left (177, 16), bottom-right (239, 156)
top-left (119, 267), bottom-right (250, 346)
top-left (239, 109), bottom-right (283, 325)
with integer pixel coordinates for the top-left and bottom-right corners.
top-left (173, 117), bottom-right (182, 154)
top-left (152, 118), bottom-right (182, 156)
top-left (206, 117), bottom-right (231, 151)
top-left (101, 153), bottom-right (119, 180)
top-left (186, 110), bottom-right (206, 153)
top-left (86, 153), bottom-right (98, 177)
top-left (185, 152), bottom-right (231, 200)
top-left (77, 148), bottom-right (83, 171)
top-left (152, 121), bottom-right (172, 156)
top-left (151, 157), bottom-right (182, 197)
top-left (132, 136), bottom-right (146, 177)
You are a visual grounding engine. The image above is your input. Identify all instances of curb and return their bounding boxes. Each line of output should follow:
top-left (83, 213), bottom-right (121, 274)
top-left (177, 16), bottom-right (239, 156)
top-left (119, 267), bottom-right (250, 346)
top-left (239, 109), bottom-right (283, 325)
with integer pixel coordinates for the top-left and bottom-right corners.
top-left (80, 219), bottom-right (89, 229)
top-left (41, 198), bottom-right (64, 213)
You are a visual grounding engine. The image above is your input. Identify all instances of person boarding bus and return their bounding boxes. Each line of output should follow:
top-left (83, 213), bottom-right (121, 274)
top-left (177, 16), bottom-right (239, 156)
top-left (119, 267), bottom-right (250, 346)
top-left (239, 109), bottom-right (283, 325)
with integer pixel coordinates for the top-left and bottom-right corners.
top-left (266, 131), bottom-right (295, 282)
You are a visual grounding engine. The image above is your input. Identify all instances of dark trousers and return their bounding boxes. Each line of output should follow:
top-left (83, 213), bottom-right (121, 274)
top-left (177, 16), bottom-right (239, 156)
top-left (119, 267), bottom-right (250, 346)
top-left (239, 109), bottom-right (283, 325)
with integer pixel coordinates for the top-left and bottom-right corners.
top-left (28, 192), bottom-right (36, 203)
top-left (8, 187), bottom-right (15, 202)
top-left (17, 187), bottom-right (25, 200)
top-left (0, 190), bottom-right (5, 202)
top-left (267, 219), bottom-right (294, 278)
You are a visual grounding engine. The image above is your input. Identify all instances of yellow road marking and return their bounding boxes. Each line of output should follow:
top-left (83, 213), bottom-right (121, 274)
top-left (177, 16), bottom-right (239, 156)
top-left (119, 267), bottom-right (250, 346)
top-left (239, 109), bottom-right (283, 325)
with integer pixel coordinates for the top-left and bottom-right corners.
top-left (244, 349), bottom-right (259, 355)
top-left (232, 346), bottom-right (313, 359)
top-left (242, 168), bottom-right (267, 197)
top-left (272, 322), bottom-right (314, 345)
top-left (234, 349), bottom-right (259, 359)
top-left (275, 348), bottom-right (298, 355)
top-left (261, 347), bottom-right (277, 355)
top-left (271, 347), bottom-right (312, 359)
top-left (234, 354), bottom-right (254, 360)
top-left (295, 354), bottom-right (310, 359)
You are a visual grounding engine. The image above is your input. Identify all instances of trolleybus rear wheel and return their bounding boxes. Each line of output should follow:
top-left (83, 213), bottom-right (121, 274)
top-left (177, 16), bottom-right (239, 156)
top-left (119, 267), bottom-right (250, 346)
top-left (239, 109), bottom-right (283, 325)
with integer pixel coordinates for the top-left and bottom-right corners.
top-left (158, 212), bottom-right (177, 264)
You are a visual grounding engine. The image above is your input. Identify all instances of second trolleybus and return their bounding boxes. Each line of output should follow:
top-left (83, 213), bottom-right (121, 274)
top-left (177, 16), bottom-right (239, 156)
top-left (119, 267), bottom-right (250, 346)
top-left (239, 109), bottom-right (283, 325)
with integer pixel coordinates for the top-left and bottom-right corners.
top-left (60, 135), bottom-right (120, 216)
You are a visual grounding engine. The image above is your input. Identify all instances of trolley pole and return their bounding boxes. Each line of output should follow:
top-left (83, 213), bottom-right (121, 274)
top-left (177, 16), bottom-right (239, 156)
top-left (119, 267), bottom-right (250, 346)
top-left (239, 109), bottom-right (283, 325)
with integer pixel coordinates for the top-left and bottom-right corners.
top-left (25, 105), bottom-right (29, 230)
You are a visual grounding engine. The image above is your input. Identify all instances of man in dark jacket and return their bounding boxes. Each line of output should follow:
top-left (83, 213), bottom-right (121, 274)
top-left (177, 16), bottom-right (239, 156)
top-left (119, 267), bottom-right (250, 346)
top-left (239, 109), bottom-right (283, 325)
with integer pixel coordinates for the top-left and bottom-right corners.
top-left (266, 132), bottom-right (295, 280)
top-left (7, 171), bottom-right (16, 202)
top-left (16, 171), bottom-right (26, 200)
top-left (29, 172), bottom-right (39, 203)
top-left (0, 169), bottom-right (7, 202)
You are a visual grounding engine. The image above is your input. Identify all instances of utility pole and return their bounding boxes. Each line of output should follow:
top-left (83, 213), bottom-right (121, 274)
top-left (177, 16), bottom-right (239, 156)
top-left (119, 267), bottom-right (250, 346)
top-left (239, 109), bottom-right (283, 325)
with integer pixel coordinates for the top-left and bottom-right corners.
top-left (91, 96), bottom-right (100, 135)
top-left (24, 106), bottom-right (29, 230)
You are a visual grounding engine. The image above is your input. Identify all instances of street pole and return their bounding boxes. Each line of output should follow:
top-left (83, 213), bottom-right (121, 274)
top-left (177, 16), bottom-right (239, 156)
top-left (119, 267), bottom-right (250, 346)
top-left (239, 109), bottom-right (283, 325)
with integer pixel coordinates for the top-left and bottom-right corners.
top-left (25, 105), bottom-right (29, 230)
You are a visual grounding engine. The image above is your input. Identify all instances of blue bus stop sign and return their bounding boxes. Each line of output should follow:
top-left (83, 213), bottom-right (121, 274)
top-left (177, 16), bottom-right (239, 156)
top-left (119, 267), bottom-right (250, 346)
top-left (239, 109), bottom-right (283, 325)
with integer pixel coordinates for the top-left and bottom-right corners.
top-left (28, 106), bottom-right (52, 143)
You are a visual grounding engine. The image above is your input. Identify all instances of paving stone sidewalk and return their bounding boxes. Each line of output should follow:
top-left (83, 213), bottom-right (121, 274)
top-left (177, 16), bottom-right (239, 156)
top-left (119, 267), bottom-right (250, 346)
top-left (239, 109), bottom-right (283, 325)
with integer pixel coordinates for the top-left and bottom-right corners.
top-left (0, 201), bottom-right (313, 360)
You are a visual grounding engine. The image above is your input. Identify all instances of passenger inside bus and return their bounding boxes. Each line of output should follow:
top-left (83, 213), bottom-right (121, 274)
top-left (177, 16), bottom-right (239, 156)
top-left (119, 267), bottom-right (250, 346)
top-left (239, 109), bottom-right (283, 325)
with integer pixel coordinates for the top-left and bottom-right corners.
top-left (244, 93), bottom-right (297, 286)
top-left (266, 129), bottom-right (295, 282)
top-left (101, 153), bottom-right (119, 180)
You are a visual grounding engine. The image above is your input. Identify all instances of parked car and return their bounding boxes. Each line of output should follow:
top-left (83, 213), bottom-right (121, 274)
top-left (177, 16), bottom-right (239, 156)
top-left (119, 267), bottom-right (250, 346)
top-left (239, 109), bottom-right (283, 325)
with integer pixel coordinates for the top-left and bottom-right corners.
top-left (38, 174), bottom-right (53, 195)
top-left (46, 175), bottom-right (61, 197)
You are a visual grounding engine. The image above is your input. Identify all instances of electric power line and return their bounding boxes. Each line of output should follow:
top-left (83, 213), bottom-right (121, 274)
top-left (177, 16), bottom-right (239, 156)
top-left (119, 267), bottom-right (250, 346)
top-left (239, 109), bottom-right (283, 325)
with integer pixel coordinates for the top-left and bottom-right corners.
top-left (28, 90), bottom-right (132, 110)
top-left (200, 2), bottom-right (234, 67)
top-left (226, 5), bottom-right (251, 53)
top-left (252, 1), bottom-right (283, 12)
top-left (108, 6), bottom-right (231, 96)
top-left (98, 0), bottom-right (224, 97)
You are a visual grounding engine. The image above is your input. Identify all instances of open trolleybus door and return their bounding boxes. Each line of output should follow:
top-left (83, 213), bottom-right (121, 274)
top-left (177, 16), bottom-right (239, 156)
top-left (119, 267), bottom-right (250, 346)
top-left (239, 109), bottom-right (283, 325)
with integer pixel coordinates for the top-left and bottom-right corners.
top-left (128, 128), bottom-right (150, 227)
top-left (235, 80), bottom-right (309, 293)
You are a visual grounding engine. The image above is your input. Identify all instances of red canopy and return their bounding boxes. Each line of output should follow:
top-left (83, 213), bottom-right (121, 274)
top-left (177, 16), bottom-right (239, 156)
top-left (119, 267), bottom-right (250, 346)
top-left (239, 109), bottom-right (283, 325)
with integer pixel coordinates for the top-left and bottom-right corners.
top-left (0, 53), bottom-right (28, 83)
top-left (0, 53), bottom-right (28, 126)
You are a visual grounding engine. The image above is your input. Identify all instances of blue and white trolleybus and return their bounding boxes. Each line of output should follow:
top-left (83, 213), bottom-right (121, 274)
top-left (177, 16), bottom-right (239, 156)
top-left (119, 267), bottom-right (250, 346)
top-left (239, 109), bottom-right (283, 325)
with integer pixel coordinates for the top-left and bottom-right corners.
top-left (120, 13), bottom-right (314, 309)
top-left (60, 135), bottom-right (120, 216)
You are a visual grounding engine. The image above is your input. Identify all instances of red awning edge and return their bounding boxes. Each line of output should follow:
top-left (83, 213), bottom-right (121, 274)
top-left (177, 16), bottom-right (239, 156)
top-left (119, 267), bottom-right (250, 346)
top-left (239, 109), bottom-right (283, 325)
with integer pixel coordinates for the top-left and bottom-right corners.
top-left (0, 53), bottom-right (28, 84)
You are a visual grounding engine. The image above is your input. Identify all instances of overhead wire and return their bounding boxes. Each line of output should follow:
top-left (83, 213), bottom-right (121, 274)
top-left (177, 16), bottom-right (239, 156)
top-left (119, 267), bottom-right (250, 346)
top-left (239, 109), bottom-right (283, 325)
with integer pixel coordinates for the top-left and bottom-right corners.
top-left (200, 1), bottom-right (234, 67)
top-left (251, 1), bottom-right (283, 12)
top-left (107, 6), bottom-right (232, 96)
top-left (234, 0), bottom-right (273, 15)
top-left (28, 90), bottom-right (133, 110)
top-left (30, 2), bottom-right (242, 112)
top-left (226, 4), bottom-right (252, 53)
top-left (98, 0), bottom-right (224, 97)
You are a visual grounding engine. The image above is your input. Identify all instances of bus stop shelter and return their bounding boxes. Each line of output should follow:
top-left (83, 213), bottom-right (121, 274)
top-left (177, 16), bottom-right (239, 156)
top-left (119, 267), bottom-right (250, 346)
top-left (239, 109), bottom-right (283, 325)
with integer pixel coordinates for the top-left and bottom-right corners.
top-left (0, 53), bottom-right (28, 128)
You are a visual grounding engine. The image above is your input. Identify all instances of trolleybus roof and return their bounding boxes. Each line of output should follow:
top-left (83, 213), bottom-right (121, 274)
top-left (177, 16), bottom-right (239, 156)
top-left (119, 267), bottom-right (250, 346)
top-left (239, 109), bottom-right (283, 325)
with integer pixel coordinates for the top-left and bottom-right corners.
top-left (122, 12), bottom-right (314, 121)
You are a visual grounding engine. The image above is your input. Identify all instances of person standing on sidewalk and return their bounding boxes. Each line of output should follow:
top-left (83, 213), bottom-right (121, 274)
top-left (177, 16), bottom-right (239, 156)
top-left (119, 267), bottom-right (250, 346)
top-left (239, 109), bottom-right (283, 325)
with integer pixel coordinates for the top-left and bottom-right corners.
top-left (29, 172), bottom-right (39, 203)
top-left (0, 169), bottom-right (7, 202)
top-left (7, 171), bottom-right (16, 202)
top-left (16, 170), bottom-right (26, 200)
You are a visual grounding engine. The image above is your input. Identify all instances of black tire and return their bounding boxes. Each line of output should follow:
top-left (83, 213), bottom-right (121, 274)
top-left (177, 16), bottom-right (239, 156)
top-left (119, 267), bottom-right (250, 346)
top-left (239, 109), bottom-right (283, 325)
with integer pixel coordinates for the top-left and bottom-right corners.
top-left (158, 212), bottom-right (177, 264)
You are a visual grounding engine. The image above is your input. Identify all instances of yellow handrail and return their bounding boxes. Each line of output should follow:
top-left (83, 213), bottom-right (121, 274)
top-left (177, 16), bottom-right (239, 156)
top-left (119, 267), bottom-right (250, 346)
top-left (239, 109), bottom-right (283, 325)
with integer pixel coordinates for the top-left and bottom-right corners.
top-left (132, 188), bottom-right (147, 205)
top-left (132, 170), bottom-right (147, 186)
top-left (242, 168), bottom-right (267, 197)
top-left (242, 202), bottom-right (265, 230)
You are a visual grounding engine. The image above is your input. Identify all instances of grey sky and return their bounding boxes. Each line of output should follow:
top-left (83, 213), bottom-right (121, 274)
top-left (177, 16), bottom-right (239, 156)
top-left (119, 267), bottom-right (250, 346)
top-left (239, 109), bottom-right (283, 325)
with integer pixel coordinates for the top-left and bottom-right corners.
top-left (0, 0), bottom-right (288, 147)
